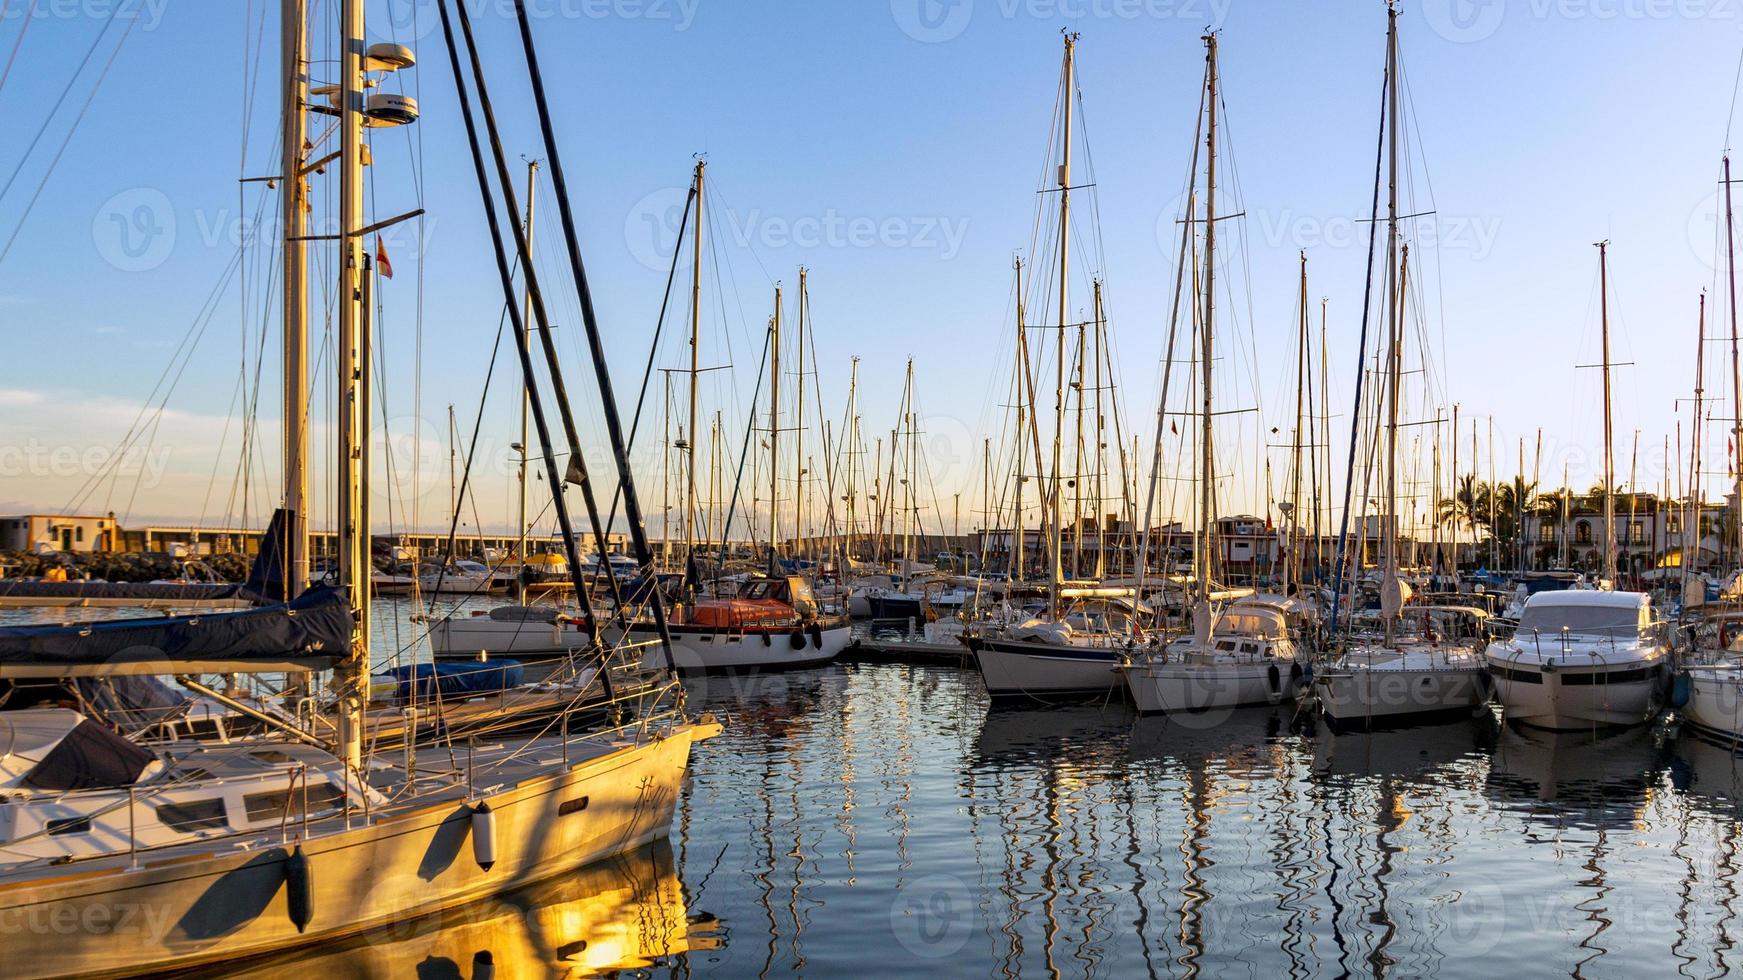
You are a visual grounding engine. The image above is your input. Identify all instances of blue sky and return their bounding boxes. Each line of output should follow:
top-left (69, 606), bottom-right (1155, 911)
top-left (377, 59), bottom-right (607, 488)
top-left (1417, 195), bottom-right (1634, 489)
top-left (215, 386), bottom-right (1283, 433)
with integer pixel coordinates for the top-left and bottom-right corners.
top-left (3, 0), bottom-right (1743, 540)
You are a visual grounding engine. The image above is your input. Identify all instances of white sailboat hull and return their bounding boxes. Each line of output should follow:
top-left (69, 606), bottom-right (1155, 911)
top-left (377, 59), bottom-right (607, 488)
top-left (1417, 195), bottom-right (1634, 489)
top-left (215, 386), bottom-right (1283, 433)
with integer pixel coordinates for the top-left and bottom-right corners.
top-left (1122, 659), bottom-right (1301, 714)
top-left (616, 623), bottom-right (852, 672)
top-left (1678, 665), bottom-right (1743, 741)
top-left (430, 613), bottom-right (589, 659)
top-left (1314, 662), bottom-right (1491, 727)
top-left (0, 726), bottom-right (712, 979)
top-left (972, 638), bottom-right (1125, 700)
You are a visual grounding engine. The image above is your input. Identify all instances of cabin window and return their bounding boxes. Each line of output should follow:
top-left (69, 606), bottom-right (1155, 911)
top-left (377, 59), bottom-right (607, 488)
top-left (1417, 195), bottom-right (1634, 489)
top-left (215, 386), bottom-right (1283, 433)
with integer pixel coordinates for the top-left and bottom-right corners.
top-left (156, 798), bottom-right (229, 833)
top-left (242, 783), bottom-right (347, 823)
top-left (1216, 640), bottom-right (1237, 652)
top-left (1240, 643), bottom-right (1258, 654)
top-left (46, 816), bottom-right (92, 836)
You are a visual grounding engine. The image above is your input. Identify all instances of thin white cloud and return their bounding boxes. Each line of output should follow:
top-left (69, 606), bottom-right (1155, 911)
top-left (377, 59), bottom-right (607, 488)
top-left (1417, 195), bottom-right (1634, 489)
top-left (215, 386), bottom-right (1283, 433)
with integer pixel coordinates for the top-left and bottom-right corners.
top-left (0, 389), bottom-right (45, 406)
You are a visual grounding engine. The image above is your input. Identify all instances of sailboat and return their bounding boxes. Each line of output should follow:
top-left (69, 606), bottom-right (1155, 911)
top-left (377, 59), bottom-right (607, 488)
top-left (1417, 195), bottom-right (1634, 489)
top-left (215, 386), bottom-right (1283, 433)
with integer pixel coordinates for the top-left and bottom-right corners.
top-left (1669, 157), bottom-right (1743, 743)
top-left (1484, 242), bottom-right (1670, 729)
top-left (968, 33), bottom-right (1149, 701)
top-left (0, 3), bottom-right (715, 974)
top-left (1119, 33), bottom-right (1305, 715)
top-left (1311, 7), bottom-right (1490, 730)
top-left (612, 279), bottom-right (853, 672)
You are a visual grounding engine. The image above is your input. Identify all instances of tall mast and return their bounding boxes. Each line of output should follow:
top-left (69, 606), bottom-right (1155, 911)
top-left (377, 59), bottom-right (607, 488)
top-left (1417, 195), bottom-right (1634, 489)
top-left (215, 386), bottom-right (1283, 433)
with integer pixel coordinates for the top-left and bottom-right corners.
top-left (845, 357), bottom-right (860, 563)
top-left (796, 268), bottom-right (809, 564)
top-left (1690, 291), bottom-right (1706, 597)
top-left (1013, 256), bottom-right (1029, 579)
top-left (900, 359), bottom-right (917, 587)
top-left (515, 159), bottom-right (537, 606)
top-left (1319, 298), bottom-right (1330, 577)
top-left (1381, 4), bottom-right (1401, 643)
top-left (1289, 250), bottom-right (1307, 594)
top-left (687, 159), bottom-right (704, 565)
top-left (335, 0), bottom-right (368, 771)
top-left (1092, 279), bottom-right (1107, 580)
top-left (1451, 402), bottom-right (1460, 582)
top-left (1073, 313), bottom-right (1087, 577)
top-left (768, 286), bottom-right (782, 567)
top-left (1198, 31), bottom-right (1220, 606)
top-left (1050, 31), bottom-right (1078, 613)
top-left (281, 0), bottom-right (310, 597)
top-left (1597, 239), bottom-right (1617, 585)
top-left (1727, 155), bottom-right (1742, 569)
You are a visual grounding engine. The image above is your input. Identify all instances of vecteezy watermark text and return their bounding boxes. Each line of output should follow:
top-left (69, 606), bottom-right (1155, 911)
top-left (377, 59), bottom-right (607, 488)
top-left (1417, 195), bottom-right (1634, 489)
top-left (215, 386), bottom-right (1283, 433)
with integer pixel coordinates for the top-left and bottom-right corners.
top-left (624, 187), bottom-right (969, 271)
top-left (892, 0), bottom-right (1231, 43)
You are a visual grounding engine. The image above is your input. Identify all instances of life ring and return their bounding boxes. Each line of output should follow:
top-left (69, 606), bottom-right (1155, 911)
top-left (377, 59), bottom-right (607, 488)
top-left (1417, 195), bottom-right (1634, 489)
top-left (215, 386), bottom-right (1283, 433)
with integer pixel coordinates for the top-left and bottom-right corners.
top-left (808, 623), bottom-right (824, 648)
top-left (790, 630), bottom-right (807, 650)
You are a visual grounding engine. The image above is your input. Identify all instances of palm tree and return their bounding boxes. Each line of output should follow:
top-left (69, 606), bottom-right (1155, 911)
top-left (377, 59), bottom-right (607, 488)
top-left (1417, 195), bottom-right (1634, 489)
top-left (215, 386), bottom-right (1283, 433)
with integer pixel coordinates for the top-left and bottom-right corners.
top-left (1491, 476), bottom-right (1538, 568)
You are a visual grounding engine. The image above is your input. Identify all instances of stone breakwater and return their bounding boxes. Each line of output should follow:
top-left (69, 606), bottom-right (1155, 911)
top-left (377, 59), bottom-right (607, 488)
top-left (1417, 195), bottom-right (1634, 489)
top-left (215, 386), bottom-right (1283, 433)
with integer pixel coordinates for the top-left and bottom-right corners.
top-left (0, 551), bottom-right (253, 583)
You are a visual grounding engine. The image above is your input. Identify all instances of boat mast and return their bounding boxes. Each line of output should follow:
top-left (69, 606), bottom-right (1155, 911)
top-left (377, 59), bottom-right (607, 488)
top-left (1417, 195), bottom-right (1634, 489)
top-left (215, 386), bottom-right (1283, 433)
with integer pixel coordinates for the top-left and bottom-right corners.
top-left (796, 268), bottom-right (809, 565)
top-left (1727, 155), bottom-right (1743, 571)
top-left (1013, 257), bottom-right (1029, 579)
top-left (281, 0), bottom-right (310, 597)
top-left (901, 358), bottom-right (917, 588)
top-left (336, 0), bottom-right (368, 770)
top-left (1380, 4), bottom-right (1402, 645)
top-left (515, 159), bottom-right (537, 606)
top-left (1050, 31), bottom-right (1078, 614)
top-left (1092, 279), bottom-right (1107, 579)
top-left (1289, 250), bottom-right (1307, 595)
top-left (768, 286), bottom-right (782, 568)
top-left (1690, 292), bottom-right (1706, 599)
top-left (1319, 298), bottom-right (1331, 577)
top-left (1597, 239), bottom-right (1617, 586)
top-left (1451, 402), bottom-right (1460, 583)
top-left (845, 357), bottom-right (860, 563)
top-left (687, 159), bottom-right (704, 568)
top-left (1198, 31), bottom-right (1220, 609)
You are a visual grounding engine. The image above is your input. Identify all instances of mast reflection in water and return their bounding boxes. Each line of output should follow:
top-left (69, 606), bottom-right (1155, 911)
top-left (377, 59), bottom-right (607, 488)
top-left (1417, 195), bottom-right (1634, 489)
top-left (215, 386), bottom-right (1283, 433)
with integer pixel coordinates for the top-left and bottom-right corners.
top-left (674, 663), bottom-right (1743, 978)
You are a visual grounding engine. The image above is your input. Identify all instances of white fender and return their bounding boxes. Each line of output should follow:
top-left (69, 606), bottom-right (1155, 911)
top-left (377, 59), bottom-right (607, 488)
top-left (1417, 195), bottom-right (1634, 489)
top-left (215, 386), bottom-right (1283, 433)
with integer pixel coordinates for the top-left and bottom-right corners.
top-left (471, 800), bottom-right (497, 871)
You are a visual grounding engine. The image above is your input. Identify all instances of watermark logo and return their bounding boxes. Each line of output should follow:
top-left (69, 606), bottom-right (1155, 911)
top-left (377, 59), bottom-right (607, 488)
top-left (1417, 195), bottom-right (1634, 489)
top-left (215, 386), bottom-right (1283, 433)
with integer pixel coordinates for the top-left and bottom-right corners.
top-left (93, 188), bottom-right (175, 272)
top-left (625, 186), bottom-right (691, 272)
top-left (889, 874), bottom-right (974, 958)
top-left (891, 0), bottom-right (976, 42)
top-left (1420, 0), bottom-right (1507, 43)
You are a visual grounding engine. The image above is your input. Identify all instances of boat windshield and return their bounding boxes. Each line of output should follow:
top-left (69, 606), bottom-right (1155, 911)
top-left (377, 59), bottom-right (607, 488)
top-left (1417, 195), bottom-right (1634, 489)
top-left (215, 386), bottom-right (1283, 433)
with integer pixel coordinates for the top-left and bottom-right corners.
top-left (1518, 603), bottom-right (1641, 636)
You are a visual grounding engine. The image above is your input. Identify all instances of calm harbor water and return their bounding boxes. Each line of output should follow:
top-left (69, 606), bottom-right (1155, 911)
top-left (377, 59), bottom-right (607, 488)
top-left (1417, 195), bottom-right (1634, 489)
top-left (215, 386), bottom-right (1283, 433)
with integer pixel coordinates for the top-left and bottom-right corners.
top-left (15, 598), bottom-right (1743, 976)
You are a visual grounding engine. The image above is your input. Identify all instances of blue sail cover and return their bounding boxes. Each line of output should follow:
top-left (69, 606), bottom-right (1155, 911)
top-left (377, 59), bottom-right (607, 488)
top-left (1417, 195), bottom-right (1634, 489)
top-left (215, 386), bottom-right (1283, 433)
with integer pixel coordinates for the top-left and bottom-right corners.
top-left (0, 587), bottom-right (353, 677)
top-left (384, 659), bottom-right (525, 701)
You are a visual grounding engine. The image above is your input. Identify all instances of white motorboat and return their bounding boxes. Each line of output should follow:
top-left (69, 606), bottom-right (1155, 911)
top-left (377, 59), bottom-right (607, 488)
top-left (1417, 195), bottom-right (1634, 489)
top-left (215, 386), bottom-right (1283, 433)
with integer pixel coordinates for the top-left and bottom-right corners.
top-left (1484, 590), bottom-right (1670, 730)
